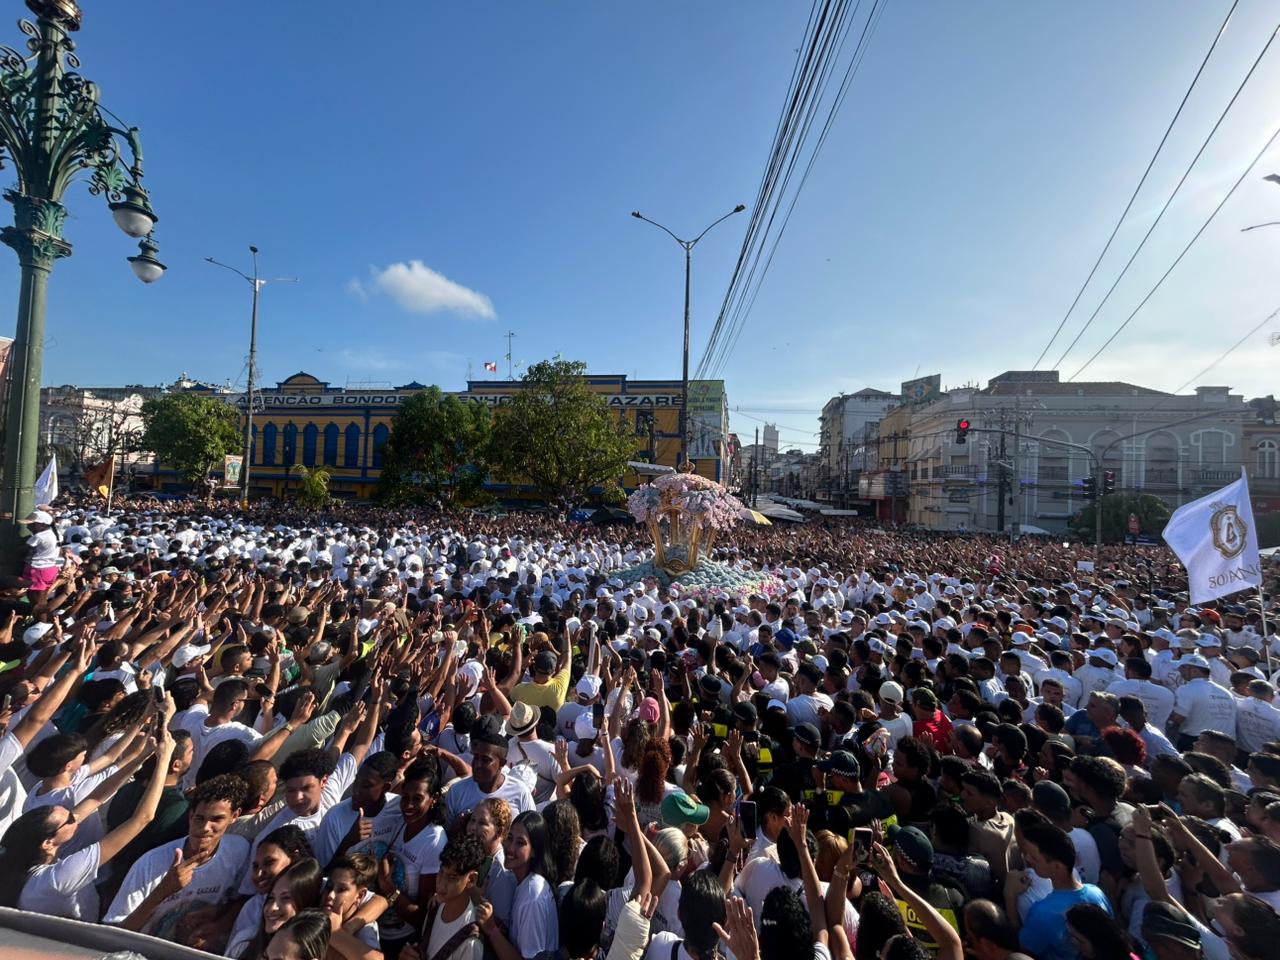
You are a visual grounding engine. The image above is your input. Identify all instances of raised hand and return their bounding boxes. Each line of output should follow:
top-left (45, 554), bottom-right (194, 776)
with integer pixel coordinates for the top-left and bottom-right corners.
top-left (712, 896), bottom-right (760, 960)
top-left (291, 690), bottom-right (317, 726)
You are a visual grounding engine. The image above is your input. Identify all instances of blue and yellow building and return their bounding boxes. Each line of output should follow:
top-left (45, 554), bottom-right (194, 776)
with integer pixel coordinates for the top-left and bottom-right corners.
top-left (193, 371), bottom-right (729, 501)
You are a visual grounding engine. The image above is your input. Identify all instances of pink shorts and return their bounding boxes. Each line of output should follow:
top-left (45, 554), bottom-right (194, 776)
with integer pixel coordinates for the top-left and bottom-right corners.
top-left (23, 566), bottom-right (58, 591)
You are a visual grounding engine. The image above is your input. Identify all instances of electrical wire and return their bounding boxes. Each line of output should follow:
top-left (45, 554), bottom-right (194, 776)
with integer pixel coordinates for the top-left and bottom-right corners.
top-left (1069, 120), bottom-right (1280, 380)
top-left (1052, 18), bottom-right (1280, 372)
top-left (709, 0), bottom-right (890, 380)
top-left (695, 0), bottom-right (889, 383)
top-left (1031, 0), bottom-right (1240, 369)
top-left (1167, 303), bottom-right (1280, 395)
top-left (695, 0), bottom-right (841, 377)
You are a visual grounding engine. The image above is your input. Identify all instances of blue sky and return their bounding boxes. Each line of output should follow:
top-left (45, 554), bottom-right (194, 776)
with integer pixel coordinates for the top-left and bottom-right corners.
top-left (13, 1), bottom-right (1280, 454)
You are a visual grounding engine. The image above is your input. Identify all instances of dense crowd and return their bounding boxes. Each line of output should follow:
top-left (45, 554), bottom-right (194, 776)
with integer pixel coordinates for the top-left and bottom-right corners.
top-left (0, 496), bottom-right (1278, 960)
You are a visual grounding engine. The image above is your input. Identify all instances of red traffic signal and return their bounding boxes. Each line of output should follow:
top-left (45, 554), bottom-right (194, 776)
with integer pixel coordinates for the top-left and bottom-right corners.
top-left (955, 419), bottom-right (971, 443)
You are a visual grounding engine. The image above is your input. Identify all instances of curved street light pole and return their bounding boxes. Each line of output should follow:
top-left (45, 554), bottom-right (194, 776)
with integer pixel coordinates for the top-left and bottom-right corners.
top-left (631, 204), bottom-right (745, 466)
top-left (206, 248), bottom-right (298, 503)
top-left (0, 0), bottom-right (164, 570)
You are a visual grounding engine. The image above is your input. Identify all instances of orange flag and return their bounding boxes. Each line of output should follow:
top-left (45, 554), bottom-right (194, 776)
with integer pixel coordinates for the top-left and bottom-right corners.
top-left (82, 455), bottom-right (116, 498)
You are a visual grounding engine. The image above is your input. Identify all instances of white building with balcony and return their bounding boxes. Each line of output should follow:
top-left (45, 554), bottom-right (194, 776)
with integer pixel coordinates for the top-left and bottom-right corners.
top-left (903, 371), bottom-right (1247, 535)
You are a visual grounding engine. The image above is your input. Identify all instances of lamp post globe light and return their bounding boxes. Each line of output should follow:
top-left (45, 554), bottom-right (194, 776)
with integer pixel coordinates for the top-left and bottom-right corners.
top-left (0, 0), bottom-right (163, 569)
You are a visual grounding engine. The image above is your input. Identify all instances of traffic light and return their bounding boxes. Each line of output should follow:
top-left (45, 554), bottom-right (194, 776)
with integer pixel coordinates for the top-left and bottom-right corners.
top-left (955, 418), bottom-right (971, 444)
top-left (1081, 476), bottom-right (1097, 499)
top-left (1103, 469), bottom-right (1116, 494)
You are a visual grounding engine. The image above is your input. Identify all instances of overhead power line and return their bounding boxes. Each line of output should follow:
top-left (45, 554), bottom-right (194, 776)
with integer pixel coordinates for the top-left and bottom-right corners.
top-left (1031, 0), bottom-right (1240, 369)
top-left (1167, 303), bottom-right (1280, 395)
top-left (694, 0), bottom-right (889, 383)
top-left (1053, 18), bottom-right (1280, 372)
top-left (1069, 120), bottom-right (1280, 380)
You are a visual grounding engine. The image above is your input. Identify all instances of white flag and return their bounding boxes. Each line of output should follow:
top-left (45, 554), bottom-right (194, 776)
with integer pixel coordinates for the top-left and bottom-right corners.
top-left (33, 453), bottom-right (58, 507)
top-left (1161, 467), bottom-right (1261, 604)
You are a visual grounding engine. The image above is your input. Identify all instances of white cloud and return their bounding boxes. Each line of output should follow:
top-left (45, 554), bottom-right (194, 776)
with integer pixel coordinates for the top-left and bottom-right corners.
top-left (352, 260), bottom-right (495, 319)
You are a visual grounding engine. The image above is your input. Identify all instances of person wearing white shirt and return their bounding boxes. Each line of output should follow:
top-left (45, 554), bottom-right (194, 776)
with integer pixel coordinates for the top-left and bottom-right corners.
top-left (1106, 660), bottom-right (1175, 732)
top-left (1235, 680), bottom-right (1280, 755)
top-left (7, 727), bottom-right (174, 920)
top-left (239, 706), bottom-right (375, 895)
top-left (1169, 658), bottom-right (1238, 750)
top-left (105, 773), bottom-right (253, 938)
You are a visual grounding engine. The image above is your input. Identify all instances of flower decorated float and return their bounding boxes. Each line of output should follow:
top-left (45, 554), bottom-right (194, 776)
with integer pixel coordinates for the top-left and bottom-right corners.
top-left (619, 466), bottom-right (783, 599)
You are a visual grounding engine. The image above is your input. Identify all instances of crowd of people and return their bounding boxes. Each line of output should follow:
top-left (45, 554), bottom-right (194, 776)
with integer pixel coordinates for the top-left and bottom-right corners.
top-left (0, 495), bottom-right (1277, 960)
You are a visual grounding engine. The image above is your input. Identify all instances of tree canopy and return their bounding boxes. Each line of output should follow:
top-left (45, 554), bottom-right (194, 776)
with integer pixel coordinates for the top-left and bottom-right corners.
top-left (490, 358), bottom-right (634, 503)
top-left (1070, 492), bottom-right (1172, 544)
top-left (378, 386), bottom-right (493, 505)
top-left (139, 393), bottom-right (240, 487)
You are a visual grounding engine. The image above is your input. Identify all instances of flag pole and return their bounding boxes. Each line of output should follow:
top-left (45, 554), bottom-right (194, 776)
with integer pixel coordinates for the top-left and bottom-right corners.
top-left (105, 453), bottom-right (116, 514)
top-left (1261, 583), bottom-right (1273, 678)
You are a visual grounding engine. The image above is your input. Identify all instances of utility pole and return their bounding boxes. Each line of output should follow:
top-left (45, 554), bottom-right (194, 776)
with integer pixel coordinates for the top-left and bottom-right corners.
top-left (630, 204), bottom-right (746, 465)
top-left (752, 426), bottom-right (759, 507)
top-left (206, 247), bottom-right (298, 503)
top-left (1010, 403), bottom-right (1021, 544)
top-left (505, 331), bottom-right (516, 379)
top-left (996, 416), bottom-right (1007, 534)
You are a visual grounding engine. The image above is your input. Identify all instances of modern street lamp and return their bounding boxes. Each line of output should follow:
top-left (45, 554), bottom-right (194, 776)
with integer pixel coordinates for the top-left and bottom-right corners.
top-left (631, 203), bottom-right (745, 466)
top-left (0, 0), bottom-right (164, 569)
top-left (206, 248), bottom-right (298, 503)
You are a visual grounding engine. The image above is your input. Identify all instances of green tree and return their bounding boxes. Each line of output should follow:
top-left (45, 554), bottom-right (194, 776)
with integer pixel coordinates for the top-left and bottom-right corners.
top-left (490, 358), bottom-right (634, 503)
top-left (293, 466), bottom-right (332, 510)
top-left (378, 386), bottom-right (493, 505)
top-left (139, 393), bottom-right (240, 487)
top-left (1070, 492), bottom-right (1172, 543)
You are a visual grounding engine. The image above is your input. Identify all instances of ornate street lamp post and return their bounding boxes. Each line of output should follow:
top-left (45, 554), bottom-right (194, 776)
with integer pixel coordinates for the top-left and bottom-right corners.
top-left (0, 0), bottom-right (163, 569)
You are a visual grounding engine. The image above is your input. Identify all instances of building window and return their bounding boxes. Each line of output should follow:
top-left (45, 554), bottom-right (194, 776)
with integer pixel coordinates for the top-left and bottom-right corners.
top-left (249, 425), bottom-right (257, 465)
top-left (323, 424), bottom-right (339, 467)
top-left (1194, 430), bottom-right (1227, 465)
top-left (262, 424), bottom-right (277, 466)
top-left (1258, 439), bottom-right (1279, 479)
top-left (344, 424), bottom-right (360, 467)
top-left (302, 424), bottom-right (318, 467)
top-left (282, 423), bottom-right (298, 467)
top-left (1144, 432), bottom-right (1179, 487)
top-left (372, 423), bottom-right (389, 469)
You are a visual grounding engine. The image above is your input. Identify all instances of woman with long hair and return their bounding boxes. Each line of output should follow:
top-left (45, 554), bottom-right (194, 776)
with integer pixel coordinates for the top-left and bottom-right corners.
top-left (372, 756), bottom-right (445, 956)
top-left (265, 909), bottom-right (331, 960)
top-left (481, 811), bottom-right (558, 960)
top-left (542, 800), bottom-right (582, 889)
top-left (0, 728), bottom-right (170, 919)
top-left (635, 737), bottom-right (673, 828)
top-left (83, 689), bottom-right (152, 757)
top-left (242, 859), bottom-right (325, 960)
top-left (696, 767), bottom-right (737, 845)
top-left (227, 825), bottom-right (315, 958)
top-left (567, 770), bottom-right (610, 839)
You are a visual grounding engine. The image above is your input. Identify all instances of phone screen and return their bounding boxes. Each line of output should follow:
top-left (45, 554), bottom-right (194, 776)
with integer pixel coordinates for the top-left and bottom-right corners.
top-left (592, 702), bottom-right (605, 729)
top-left (737, 800), bottom-right (758, 840)
top-left (853, 827), bottom-right (873, 863)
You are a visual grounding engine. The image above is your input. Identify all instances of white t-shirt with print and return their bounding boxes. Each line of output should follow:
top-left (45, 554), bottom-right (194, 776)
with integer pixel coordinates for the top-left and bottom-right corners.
top-left (104, 834), bottom-right (251, 932)
top-left (1173, 678), bottom-right (1237, 737)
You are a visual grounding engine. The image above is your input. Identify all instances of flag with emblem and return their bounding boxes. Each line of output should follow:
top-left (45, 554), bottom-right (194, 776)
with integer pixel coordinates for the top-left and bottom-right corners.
top-left (483, 361), bottom-right (498, 373)
top-left (1161, 467), bottom-right (1261, 603)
